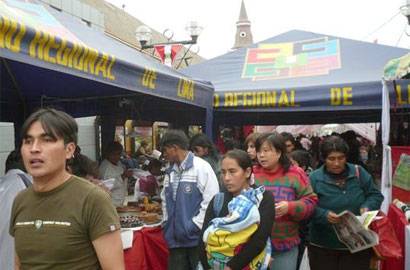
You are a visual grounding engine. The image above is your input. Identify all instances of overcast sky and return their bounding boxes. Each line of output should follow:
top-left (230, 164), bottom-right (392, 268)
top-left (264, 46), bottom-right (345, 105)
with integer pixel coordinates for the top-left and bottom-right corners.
top-left (106, 0), bottom-right (410, 59)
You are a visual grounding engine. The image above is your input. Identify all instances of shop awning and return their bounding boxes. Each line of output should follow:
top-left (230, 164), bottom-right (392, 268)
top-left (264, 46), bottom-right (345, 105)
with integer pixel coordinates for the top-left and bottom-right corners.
top-left (0, 0), bottom-right (214, 126)
top-left (182, 30), bottom-right (409, 125)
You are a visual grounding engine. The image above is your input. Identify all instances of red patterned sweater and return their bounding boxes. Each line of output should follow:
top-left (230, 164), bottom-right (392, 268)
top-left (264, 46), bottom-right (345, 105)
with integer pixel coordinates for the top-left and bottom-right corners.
top-left (253, 164), bottom-right (317, 252)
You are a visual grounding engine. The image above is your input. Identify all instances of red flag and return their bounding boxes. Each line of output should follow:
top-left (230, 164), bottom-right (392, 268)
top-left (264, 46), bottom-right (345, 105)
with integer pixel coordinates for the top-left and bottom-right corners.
top-left (154, 45), bottom-right (165, 63)
top-left (154, 44), bottom-right (183, 66)
top-left (171, 44), bottom-right (183, 64)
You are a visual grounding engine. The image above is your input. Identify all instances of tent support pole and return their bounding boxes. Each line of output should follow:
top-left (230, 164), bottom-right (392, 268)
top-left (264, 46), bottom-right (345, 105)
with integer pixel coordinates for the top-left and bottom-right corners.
top-left (0, 60), bottom-right (2, 120)
top-left (205, 107), bottom-right (214, 140)
top-left (1, 59), bottom-right (27, 118)
top-left (1, 59), bottom-right (28, 148)
top-left (100, 115), bottom-right (117, 156)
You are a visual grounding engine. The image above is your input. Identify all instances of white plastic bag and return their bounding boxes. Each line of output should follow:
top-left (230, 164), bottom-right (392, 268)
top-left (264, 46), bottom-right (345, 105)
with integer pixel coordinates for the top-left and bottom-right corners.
top-left (299, 248), bottom-right (310, 270)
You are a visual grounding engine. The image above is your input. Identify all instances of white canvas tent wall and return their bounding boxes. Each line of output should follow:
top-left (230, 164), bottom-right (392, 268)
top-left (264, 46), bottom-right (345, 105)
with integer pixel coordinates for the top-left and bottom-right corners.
top-left (380, 53), bottom-right (410, 213)
top-left (256, 123), bottom-right (378, 143)
top-left (381, 80), bottom-right (392, 213)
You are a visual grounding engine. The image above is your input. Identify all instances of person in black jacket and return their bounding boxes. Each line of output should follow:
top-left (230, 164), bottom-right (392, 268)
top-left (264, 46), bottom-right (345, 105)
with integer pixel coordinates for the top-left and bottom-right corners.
top-left (190, 133), bottom-right (221, 183)
top-left (198, 149), bottom-right (275, 270)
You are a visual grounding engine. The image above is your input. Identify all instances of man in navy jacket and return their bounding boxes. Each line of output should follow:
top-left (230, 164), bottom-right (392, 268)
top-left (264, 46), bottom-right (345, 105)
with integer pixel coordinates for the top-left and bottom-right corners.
top-left (160, 130), bottom-right (219, 270)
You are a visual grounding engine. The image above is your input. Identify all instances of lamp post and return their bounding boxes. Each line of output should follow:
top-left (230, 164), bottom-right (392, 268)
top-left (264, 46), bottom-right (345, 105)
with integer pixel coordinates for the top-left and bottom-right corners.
top-left (401, 0), bottom-right (410, 25)
top-left (135, 21), bottom-right (203, 50)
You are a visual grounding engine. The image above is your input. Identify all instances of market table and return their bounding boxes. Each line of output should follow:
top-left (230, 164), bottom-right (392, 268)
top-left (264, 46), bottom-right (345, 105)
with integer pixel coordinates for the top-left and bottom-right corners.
top-left (123, 226), bottom-right (169, 270)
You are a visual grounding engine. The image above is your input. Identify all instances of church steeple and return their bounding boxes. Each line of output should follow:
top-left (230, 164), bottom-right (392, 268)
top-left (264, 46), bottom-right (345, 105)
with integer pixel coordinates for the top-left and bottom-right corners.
top-left (232, 0), bottom-right (253, 49)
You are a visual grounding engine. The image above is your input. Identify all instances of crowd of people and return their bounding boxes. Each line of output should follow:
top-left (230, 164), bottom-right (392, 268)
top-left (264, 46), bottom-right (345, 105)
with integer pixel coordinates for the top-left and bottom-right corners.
top-left (0, 108), bottom-right (385, 270)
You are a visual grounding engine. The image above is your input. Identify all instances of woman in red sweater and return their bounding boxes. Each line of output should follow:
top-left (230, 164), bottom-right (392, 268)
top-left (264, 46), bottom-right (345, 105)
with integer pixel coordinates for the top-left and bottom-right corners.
top-left (253, 133), bottom-right (317, 270)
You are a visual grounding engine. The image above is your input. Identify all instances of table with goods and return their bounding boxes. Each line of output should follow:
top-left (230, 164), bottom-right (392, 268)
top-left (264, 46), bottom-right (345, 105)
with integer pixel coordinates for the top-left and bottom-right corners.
top-left (118, 197), bottom-right (168, 270)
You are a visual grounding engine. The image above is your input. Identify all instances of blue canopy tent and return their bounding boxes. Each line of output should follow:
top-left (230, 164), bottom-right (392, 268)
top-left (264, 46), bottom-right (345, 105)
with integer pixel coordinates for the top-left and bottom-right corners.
top-left (0, 0), bottom-right (214, 139)
top-left (182, 30), bottom-right (410, 126)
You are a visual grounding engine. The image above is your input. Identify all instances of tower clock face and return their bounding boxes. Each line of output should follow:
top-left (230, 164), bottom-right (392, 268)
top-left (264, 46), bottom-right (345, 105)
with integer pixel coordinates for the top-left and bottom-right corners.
top-left (240, 32), bottom-right (247, 38)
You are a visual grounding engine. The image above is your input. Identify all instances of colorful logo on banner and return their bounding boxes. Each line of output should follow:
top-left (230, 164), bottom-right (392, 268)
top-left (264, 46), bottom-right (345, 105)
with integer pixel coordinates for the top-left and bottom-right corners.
top-left (0, 1), bottom-right (116, 81)
top-left (242, 37), bottom-right (341, 81)
top-left (0, 0), bottom-right (81, 44)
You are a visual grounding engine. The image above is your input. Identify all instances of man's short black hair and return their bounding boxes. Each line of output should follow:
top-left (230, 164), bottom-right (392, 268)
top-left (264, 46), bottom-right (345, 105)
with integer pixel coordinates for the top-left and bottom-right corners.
top-left (21, 108), bottom-right (78, 145)
top-left (103, 141), bottom-right (124, 159)
top-left (160, 129), bottom-right (189, 150)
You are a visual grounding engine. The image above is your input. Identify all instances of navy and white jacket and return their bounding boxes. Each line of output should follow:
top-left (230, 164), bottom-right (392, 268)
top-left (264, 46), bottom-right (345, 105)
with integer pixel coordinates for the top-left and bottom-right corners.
top-left (161, 152), bottom-right (219, 248)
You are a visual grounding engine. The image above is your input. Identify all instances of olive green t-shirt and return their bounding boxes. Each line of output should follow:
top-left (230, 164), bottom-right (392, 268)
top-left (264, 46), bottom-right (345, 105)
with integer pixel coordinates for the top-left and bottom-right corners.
top-left (9, 175), bottom-right (120, 270)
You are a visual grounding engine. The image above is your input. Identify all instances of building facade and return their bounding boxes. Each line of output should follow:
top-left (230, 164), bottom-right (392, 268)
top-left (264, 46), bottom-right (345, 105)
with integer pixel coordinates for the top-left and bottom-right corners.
top-left (40, 0), bottom-right (204, 68)
top-left (232, 0), bottom-right (253, 49)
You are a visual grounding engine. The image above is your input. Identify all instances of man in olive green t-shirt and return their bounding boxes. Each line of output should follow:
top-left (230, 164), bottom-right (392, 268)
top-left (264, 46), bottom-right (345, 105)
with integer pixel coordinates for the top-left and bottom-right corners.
top-left (9, 108), bottom-right (124, 270)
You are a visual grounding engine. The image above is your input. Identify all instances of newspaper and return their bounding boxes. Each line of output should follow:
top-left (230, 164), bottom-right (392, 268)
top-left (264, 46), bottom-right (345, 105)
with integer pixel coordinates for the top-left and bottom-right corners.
top-left (333, 210), bottom-right (379, 253)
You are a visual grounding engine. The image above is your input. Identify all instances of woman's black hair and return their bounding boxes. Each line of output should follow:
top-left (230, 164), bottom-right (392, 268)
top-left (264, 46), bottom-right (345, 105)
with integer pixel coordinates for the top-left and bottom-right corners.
top-left (5, 150), bottom-right (25, 173)
top-left (222, 149), bottom-right (253, 179)
top-left (281, 132), bottom-right (303, 151)
top-left (69, 153), bottom-right (99, 178)
top-left (255, 132), bottom-right (291, 172)
top-left (319, 135), bottom-right (350, 160)
top-left (244, 132), bottom-right (260, 148)
top-left (288, 150), bottom-right (312, 170)
top-left (280, 132), bottom-right (296, 146)
top-left (189, 133), bottom-right (219, 160)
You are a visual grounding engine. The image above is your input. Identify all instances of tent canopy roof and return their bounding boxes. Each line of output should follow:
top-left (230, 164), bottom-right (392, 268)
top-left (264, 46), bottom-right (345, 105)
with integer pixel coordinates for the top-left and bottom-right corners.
top-left (0, 0), bottom-right (213, 123)
top-left (185, 29), bottom-right (408, 91)
top-left (182, 30), bottom-right (409, 124)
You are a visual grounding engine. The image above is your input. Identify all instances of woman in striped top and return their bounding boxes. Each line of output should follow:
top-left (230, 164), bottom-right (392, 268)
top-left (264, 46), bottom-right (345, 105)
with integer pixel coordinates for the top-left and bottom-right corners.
top-left (253, 133), bottom-right (317, 270)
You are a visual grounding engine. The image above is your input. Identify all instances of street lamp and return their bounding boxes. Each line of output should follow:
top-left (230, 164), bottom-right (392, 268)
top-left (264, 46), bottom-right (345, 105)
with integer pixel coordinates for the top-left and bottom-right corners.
top-left (135, 21), bottom-right (203, 49)
top-left (135, 25), bottom-right (152, 48)
top-left (400, 0), bottom-right (410, 25)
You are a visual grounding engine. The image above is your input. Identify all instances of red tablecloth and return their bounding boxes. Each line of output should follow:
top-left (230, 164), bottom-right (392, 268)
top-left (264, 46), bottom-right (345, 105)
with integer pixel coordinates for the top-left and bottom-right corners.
top-left (124, 226), bottom-right (169, 270)
top-left (381, 204), bottom-right (409, 270)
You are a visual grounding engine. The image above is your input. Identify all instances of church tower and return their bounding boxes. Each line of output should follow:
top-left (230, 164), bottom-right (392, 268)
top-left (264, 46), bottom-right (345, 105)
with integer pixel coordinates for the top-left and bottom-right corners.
top-left (232, 0), bottom-right (253, 49)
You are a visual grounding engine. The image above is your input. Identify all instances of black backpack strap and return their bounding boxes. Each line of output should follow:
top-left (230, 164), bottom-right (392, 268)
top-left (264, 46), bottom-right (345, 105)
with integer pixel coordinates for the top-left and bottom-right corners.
top-left (17, 173), bottom-right (32, 188)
